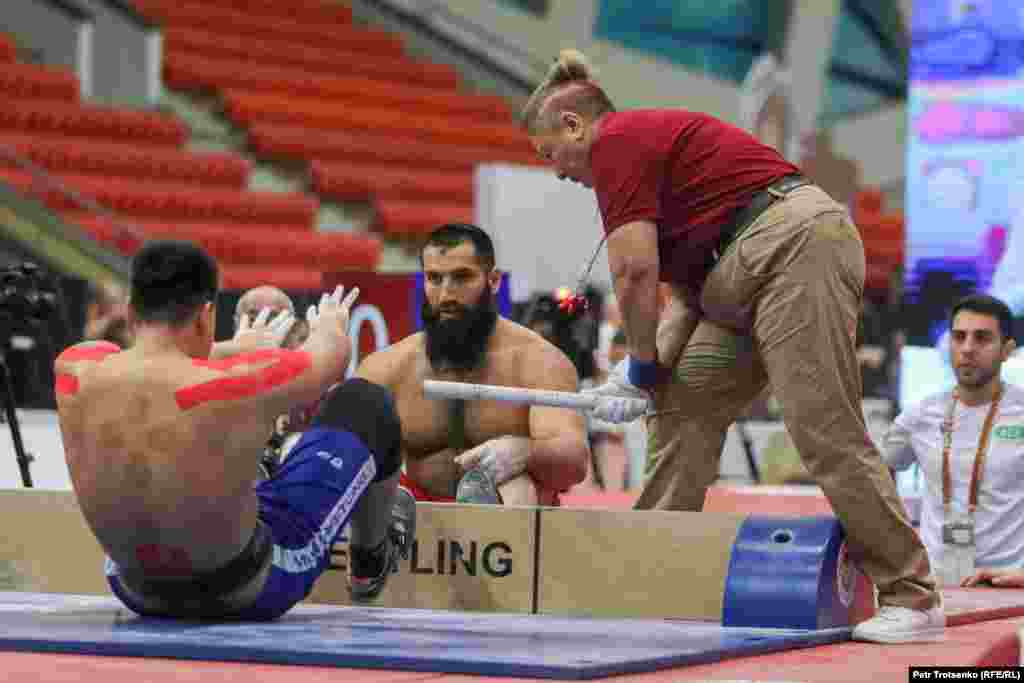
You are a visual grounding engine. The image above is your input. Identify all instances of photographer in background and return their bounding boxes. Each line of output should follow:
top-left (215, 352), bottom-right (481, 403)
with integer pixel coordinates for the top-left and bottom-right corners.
top-left (83, 278), bottom-right (133, 348)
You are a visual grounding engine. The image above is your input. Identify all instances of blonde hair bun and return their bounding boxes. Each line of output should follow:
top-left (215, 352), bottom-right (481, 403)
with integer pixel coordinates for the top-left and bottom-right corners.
top-left (546, 49), bottom-right (594, 86)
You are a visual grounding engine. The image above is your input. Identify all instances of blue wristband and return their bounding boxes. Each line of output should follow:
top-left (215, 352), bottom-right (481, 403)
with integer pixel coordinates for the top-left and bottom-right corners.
top-left (627, 356), bottom-right (662, 390)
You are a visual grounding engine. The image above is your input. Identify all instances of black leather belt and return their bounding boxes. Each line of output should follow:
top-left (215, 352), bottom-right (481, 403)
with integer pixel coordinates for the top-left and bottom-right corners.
top-left (712, 174), bottom-right (811, 260)
top-left (124, 521), bottom-right (273, 617)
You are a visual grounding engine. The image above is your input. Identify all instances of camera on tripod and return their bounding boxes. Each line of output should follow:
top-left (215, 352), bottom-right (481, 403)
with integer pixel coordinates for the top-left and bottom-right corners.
top-left (0, 261), bottom-right (60, 488)
top-left (0, 261), bottom-right (58, 325)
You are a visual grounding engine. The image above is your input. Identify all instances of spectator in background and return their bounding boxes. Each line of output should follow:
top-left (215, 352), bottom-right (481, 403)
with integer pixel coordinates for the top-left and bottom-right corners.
top-left (229, 286), bottom-right (324, 476)
top-left (83, 279), bottom-right (133, 348)
top-left (234, 286), bottom-right (295, 335)
top-left (882, 294), bottom-right (1023, 588)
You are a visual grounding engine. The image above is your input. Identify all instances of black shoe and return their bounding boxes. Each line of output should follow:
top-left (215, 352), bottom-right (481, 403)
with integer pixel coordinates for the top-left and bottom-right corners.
top-left (348, 486), bottom-right (416, 603)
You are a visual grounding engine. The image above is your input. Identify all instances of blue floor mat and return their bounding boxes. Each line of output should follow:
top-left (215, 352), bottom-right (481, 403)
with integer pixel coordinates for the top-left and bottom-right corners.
top-left (0, 592), bottom-right (850, 679)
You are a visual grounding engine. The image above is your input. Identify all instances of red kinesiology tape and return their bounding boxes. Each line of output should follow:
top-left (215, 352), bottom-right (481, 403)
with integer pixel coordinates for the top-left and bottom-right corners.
top-left (54, 341), bottom-right (123, 395)
top-left (54, 373), bottom-right (80, 396)
top-left (175, 349), bottom-right (312, 410)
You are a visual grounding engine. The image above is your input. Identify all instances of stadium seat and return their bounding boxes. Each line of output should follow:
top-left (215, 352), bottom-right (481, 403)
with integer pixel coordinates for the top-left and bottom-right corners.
top-left (180, 0), bottom-right (353, 24)
top-left (311, 160), bottom-right (474, 205)
top-left (223, 93), bottom-right (530, 151)
top-left (66, 213), bottom-right (381, 271)
top-left (0, 63), bottom-right (79, 102)
top-left (854, 188), bottom-right (885, 218)
top-left (133, 0), bottom-right (404, 55)
top-left (162, 34), bottom-right (460, 91)
top-left (0, 100), bottom-right (188, 146)
top-left (221, 86), bottom-right (510, 122)
top-left (374, 200), bottom-right (475, 237)
top-left (0, 34), bottom-right (17, 62)
top-left (0, 168), bottom-right (317, 225)
top-left (249, 123), bottom-right (542, 171)
top-left (0, 133), bottom-right (250, 188)
top-left (220, 265), bottom-right (324, 291)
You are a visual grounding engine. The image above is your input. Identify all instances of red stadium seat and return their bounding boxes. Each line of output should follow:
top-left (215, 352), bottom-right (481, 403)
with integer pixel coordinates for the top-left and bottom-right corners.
top-left (863, 238), bottom-right (905, 267)
top-left (249, 123), bottom-right (542, 171)
top-left (0, 63), bottom-right (78, 101)
top-left (221, 86), bottom-right (509, 124)
top-left (134, 0), bottom-right (404, 56)
top-left (163, 34), bottom-right (460, 91)
top-left (0, 100), bottom-right (188, 146)
top-left (220, 265), bottom-right (324, 291)
top-left (0, 133), bottom-right (250, 188)
top-left (311, 160), bottom-right (474, 205)
top-left (0, 34), bottom-right (17, 62)
top-left (374, 200), bottom-right (475, 237)
top-left (180, 0), bottom-right (352, 24)
top-left (223, 92), bottom-right (531, 152)
top-left (854, 188), bottom-right (885, 218)
top-left (865, 262), bottom-right (896, 296)
top-left (66, 213), bottom-right (381, 271)
top-left (0, 168), bottom-right (316, 225)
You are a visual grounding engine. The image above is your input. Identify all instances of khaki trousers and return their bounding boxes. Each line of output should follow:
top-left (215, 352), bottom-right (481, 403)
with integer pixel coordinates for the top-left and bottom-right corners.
top-left (638, 185), bottom-right (938, 610)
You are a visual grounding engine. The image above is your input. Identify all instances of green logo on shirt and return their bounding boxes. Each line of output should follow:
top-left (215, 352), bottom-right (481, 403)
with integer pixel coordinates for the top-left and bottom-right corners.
top-left (994, 425), bottom-right (1024, 440)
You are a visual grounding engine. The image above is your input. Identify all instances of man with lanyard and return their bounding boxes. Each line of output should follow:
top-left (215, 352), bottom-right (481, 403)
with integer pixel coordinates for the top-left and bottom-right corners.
top-left (884, 294), bottom-right (1023, 587)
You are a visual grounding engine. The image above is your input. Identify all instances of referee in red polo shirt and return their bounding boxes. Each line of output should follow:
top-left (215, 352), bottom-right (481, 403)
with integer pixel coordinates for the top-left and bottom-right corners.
top-left (519, 49), bottom-right (943, 644)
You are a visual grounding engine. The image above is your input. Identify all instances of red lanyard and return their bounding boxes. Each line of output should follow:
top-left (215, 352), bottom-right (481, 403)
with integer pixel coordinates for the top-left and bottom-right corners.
top-left (941, 383), bottom-right (1003, 515)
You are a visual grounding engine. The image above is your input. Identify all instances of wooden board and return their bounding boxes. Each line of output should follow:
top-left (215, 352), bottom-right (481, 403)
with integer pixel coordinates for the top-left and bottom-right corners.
top-left (0, 489), bottom-right (108, 594)
top-left (308, 503), bottom-right (537, 613)
top-left (536, 508), bottom-right (744, 620)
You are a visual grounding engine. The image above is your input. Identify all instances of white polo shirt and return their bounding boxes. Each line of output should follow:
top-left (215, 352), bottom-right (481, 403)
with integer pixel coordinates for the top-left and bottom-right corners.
top-left (883, 383), bottom-right (1024, 572)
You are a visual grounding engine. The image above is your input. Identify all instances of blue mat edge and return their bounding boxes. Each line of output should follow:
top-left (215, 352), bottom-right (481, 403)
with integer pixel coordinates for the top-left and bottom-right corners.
top-left (0, 626), bottom-right (853, 680)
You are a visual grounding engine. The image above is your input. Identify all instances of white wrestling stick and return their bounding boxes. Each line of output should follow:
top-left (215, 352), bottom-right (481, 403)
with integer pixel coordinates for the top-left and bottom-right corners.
top-left (423, 379), bottom-right (649, 415)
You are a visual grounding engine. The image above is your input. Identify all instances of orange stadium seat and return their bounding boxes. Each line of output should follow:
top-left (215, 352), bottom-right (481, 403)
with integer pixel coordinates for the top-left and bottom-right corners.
top-left (0, 133), bottom-right (250, 188)
top-left (223, 93), bottom-right (530, 151)
top-left (249, 123), bottom-right (542, 171)
top-left (221, 86), bottom-right (509, 124)
top-left (854, 188), bottom-right (885, 218)
top-left (0, 100), bottom-right (188, 146)
top-left (0, 63), bottom-right (79, 101)
top-left (311, 160), bottom-right (474, 205)
top-left (182, 0), bottom-right (353, 24)
top-left (865, 263), bottom-right (896, 296)
top-left (0, 34), bottom-right (17, 62)
top-left (374, 200), bottom-right (475, 237)
top-left (133, 0), bottom-right (405, 56)
top-left (220, 265), bottom-right (324, 291)
top-left (0, 168), bottom-right (317, 225)
top-left (66, 213), bottom-right (381, 270)
top-left (864, 237), bottom-right (905, 266)
top-left (162, 33), bottom-right (460, 91)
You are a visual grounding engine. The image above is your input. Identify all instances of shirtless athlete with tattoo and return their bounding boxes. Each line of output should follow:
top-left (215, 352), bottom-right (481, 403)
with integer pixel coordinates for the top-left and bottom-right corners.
top-left (55, 240), bottom-right (414, 619)
top-left (357, 223), bottom-right (589, 505)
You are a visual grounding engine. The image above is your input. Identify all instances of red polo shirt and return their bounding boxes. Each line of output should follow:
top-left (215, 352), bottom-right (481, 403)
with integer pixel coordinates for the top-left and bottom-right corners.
top-left (590, 109), bottom-right (801, 295)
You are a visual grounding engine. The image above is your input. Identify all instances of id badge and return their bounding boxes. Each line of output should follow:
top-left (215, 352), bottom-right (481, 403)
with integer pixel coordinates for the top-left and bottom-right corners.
top-left (942, 518), bottom-right (975, 547)
top-left (940, 514), bottom-right (976, 587)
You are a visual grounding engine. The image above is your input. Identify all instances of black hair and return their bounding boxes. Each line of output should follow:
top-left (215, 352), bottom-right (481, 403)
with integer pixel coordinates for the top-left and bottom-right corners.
top-left (420, 223), bottom-right (496, 272)
top-left (950, 293), bottom-right (1014, 341)
top-left (130, 240), bottom-right (219, 327)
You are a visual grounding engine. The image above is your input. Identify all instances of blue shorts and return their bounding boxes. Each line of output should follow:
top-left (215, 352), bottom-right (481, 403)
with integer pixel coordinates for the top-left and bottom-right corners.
top-left (107, 427), bottom-right (376, 620)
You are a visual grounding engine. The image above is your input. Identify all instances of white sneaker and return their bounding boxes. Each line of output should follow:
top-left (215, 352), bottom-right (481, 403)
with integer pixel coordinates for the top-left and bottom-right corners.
top-left (852, 604), bottom-right (946, 643)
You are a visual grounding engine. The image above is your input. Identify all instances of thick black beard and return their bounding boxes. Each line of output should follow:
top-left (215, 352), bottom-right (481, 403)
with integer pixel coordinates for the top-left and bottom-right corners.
top-left (422, 289), bottom-right (498, 373)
